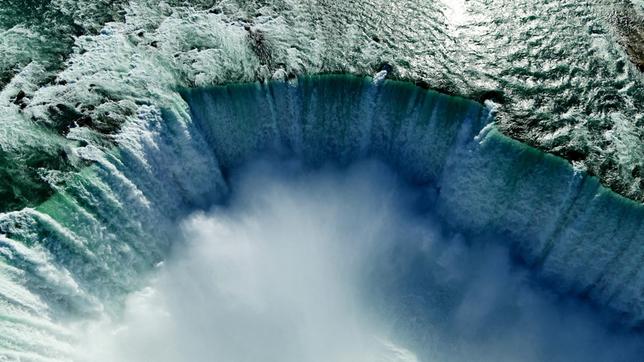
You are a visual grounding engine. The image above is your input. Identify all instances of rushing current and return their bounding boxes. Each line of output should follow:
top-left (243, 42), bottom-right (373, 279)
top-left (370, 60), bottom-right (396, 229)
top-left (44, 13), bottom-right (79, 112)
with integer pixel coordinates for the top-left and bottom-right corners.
top-left (0, 0), bottom-right (643, 361)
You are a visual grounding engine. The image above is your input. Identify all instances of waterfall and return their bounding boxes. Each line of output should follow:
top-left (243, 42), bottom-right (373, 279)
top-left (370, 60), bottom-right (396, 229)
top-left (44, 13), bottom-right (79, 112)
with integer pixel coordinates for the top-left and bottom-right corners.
top-left (183, 75), bottom-right (644, 322)
top-left (0, 75), bottom-right (642, 360)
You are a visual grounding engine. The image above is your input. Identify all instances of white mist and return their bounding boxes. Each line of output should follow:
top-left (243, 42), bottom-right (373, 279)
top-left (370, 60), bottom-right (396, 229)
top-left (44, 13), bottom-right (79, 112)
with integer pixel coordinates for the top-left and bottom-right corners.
top-left (79, 160), bottom-right (644, 362)
top-left (81, 160), bottom-right (418, 362)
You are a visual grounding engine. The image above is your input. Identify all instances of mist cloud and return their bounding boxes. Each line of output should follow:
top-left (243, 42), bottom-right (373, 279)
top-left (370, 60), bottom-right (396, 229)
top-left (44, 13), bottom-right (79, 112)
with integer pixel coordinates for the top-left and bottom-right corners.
top-left (80, 160), bottom-right (644, 362)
